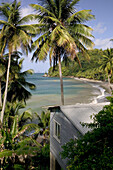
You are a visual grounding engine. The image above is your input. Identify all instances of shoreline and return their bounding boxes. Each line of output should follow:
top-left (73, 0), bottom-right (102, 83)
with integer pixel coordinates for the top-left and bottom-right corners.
top-left (74, 77), bottom-right (113, 94)
top-left (46, 74), bottom-right (113, 94)
top-left (46, 74), bottom-right (112, 102)
top-left (73, 77), bottom-right (113, 104)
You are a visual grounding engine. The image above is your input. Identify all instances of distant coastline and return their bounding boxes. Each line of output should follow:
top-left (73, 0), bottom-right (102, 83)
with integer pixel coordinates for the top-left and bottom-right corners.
top-left (74, 77), bottom-right (113, 95)
top-left (44, 73), bottom-right (112, 103)
top-left (45, 73), bottom-right (113, 94)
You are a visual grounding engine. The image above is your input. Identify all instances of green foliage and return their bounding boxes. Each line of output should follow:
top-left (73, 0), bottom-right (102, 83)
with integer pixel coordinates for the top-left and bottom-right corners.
top-left (0, 101), bottom-right (50, 169)
top-left (48, 48), bottom-right (113, 82)
top-left (30, 0), bottom-right (94, 72)
top-left (0, 0), bottom-right (37, 123)
top-left (7, 55), bottom-right (36, 103)
top-left (30, 143), bottom-right (50, 170)
top-left (1, 52), bottom-right (36, 105)
top-left (34, 110), bottom-right (50, 138)
top-left (61, 96), bottom-right (113, 169)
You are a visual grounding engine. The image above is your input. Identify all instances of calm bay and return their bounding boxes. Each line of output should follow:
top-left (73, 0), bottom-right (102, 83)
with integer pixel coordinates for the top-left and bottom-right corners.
top-left (22, 73), bottom-right (102, 114)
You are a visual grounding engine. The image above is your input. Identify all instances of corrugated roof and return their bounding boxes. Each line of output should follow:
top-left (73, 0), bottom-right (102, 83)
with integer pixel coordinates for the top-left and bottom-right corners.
top-left (60, 102), bottom-right (109, 134)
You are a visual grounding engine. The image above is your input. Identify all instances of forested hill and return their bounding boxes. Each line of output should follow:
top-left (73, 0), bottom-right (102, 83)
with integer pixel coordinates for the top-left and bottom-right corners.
top-left (48, 48), bottom-right (113, 83)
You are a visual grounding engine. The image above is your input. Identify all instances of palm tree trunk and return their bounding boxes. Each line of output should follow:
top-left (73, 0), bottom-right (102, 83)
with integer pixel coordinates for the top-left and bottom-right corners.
top-left (0, 78), bottom-right (2, 107)
top-left (1, 52), bottom-right (11, 123)
top-left (108, 74), bottom-right (112, 94)
top-left (58, 55), bottom-right (64, 105)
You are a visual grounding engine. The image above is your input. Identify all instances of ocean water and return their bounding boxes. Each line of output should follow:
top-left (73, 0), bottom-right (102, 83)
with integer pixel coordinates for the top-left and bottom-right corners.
top-left (22, 73), bottom-right (103, 114)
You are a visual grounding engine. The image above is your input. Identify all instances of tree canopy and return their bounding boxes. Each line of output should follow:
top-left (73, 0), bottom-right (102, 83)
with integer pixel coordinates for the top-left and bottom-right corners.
top-left (29, 0), bottom-right (94, 105)
top-left (48, 48), bottom-right (113, 83)
top-left (0, 0), bottom-right (35, 123)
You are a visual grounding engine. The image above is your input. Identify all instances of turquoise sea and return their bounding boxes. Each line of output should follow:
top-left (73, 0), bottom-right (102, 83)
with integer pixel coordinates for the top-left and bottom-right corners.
top-left (22, 73), bottom-right (102, 114)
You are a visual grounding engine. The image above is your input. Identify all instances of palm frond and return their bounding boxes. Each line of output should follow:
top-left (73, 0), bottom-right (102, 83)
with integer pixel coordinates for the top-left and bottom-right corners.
top-left (32, 37), bottom-right (50, 61)
top-left (38, 39), bottom-right (50, 61)
top-left (32, 31), bottom-right (49, 48)
top-left (74, 39), bottom-right (90, 61)
top-left (67, 10), bottom-right (95, 23)
top-left (18, 14), bottom-right (36, 24)
top-left (31, 138), bottom-right (41, 147)
top-left (44, 16), bottom-right (61, 24)
top-left (18, 25), bottom-right (38, 34)
top-left (23, 69), bottom-right (34, 75)
top-left (70, 0), bottom-right (80, 8)
top-left (75, 33), bottom-right (94, 48)
top-left (11, 115), bottom-right (18, 138)
top-left (0, 20), bottom-right (15, 29)
top-left (15, 137), bottom-right (40, 155)
top-left (71, 24), bottom-right (94, 38)
top-left (19, 108), bottom-right (33, 123)
top-left (0, 150), bottom-right (13, 158)
top-left (30, 4), bottom-right (56, 18)
top-left (18, 58), bottom-right (24, 68)
top-left (50, 25), bottom-right (61, 41)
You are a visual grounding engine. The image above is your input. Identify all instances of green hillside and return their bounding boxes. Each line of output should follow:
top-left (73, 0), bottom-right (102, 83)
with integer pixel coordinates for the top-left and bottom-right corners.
top-left (48, 48), bottom-right (113, 83)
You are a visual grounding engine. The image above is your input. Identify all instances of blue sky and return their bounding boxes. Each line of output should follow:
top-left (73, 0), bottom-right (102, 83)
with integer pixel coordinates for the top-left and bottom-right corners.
top-left (1, 0), bottom-right (113, 72)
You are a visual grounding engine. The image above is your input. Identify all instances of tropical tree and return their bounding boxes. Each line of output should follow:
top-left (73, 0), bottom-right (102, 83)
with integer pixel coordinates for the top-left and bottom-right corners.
top-left (100, 48), bottom-right (113, 93)
top-left (0, 58), bottom-right (5, 107)
top-left (0, 52), bottom-right (36, 107)
top-left (0, 102), bottom-right (41, 169)
top-left (0, 0), bottom-right (36, 123)
top-left (36, 111), bottom-right (50, 138)
top-left (7, 57), bottom-right (36, 103)
top-left (30, 0), bottom-right (94, 105)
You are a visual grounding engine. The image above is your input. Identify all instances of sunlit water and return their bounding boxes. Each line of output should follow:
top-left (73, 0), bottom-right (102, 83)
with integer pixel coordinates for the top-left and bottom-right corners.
top-left (19, 73), bottom-right (108, 114)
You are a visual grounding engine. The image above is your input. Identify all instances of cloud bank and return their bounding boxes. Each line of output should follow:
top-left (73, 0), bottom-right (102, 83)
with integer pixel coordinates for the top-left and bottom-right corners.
top-left (93, 23), bottom-right (107, 34)
top-left (94, 38), bottom-right (113, 49)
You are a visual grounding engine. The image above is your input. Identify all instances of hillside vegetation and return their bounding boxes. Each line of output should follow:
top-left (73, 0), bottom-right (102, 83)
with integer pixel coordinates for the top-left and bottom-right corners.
top-left (48, 48), bottom-right (113, 83)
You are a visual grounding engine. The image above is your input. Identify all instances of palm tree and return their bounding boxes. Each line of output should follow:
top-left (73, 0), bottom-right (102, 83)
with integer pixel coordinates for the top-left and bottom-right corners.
top-left (0, 52), bottom-right (36, 107)
top-left (0, 0), bottom-right (36, 123)
top-left (30, 0), bottom-right (94, 105)
top-left (0, 101), bottom-right (41, 169)
top-left (5, 101), bottom-right (36, 129)
top-left (7, 56), bottom-right (36, 103)
top-left (101, 48), bottom-right (113, 93)
top-left (0, 58), bottom-right (5, 107)
top-left (34, 111), bottom-right (50, 143)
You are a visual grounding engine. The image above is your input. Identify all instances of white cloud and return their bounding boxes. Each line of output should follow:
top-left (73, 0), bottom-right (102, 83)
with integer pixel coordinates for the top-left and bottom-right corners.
top-left (20, 6), bottom-right (35, 17)
top-left (93, 23), bottom-right (107, 34)
top-left (20, 6), bottom-right (38, 24)
top-left (94, 38), bottom-right (113, 49)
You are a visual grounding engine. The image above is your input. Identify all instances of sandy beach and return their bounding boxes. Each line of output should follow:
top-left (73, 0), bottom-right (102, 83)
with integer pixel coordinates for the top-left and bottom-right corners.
top-left (74, 77), bottom-right (113, 95)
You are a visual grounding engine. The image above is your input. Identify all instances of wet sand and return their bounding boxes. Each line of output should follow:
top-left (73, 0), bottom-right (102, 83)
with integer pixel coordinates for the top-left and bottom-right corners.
top-left (74, 77), bottom-right (113, 93)
top-left (74, 77), bottom-right (113, 103)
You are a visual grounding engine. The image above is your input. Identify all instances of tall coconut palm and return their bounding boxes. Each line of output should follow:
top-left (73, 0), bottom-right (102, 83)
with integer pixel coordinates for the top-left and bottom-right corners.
top-left (101, 48), bottom-right (113, 93)
top-left (30, 0), bottom-right (94, 105)
top-left (0, 58), bottom-right (5, 107)
top-left (0, 52), bottom-right (36, 107)
top-left (0, 0), bottom-right (36, 123)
